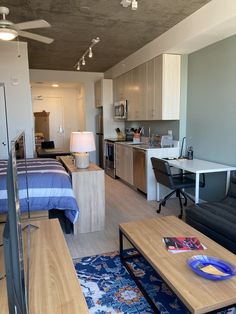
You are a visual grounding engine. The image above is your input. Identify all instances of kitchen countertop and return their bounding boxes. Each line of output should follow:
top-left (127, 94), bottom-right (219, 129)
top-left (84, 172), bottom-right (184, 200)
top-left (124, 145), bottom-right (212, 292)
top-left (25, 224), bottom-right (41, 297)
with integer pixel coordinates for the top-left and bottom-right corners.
top-left (115, 140), bottom-right (179, 151)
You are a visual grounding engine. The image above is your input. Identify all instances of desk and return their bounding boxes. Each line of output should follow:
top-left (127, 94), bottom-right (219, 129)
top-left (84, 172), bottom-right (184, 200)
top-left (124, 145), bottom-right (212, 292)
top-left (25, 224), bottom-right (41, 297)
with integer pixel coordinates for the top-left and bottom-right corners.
top-left (166, 158), bottom-right (236, 203)
top-left (37, 148), bottom-right (70, 158)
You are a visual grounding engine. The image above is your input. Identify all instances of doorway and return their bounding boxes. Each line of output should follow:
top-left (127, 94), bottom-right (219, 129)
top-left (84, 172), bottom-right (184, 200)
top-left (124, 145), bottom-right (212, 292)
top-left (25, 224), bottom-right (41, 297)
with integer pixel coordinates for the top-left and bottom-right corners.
top-left (32, 96), bottom-right (64, 148)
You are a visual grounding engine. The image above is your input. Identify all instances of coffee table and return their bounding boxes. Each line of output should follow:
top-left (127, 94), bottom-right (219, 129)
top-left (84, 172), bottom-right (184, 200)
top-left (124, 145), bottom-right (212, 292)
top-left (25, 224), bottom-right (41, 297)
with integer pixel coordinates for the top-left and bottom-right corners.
top-left (119, 216), bottom-right (236, 314)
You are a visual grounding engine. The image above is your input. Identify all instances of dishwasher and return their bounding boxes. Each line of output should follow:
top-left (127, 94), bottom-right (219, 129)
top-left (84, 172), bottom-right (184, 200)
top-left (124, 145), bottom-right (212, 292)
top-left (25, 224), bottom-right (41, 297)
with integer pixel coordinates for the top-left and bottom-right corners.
top-left (133, 148), bottom-right (147, 194)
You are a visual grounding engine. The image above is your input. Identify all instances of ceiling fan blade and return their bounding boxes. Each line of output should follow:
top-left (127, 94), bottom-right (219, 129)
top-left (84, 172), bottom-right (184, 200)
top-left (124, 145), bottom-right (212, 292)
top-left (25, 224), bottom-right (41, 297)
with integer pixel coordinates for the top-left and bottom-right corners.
top-left (18, 30), bottom-right (54, 44)
top-left (15, 20), bottom-right (51, 30)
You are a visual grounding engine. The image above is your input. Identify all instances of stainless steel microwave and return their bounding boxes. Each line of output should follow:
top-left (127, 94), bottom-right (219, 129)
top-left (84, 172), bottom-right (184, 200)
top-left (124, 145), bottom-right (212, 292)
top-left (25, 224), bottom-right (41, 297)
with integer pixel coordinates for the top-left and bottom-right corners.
top-left (114, 100), bottom-right (127, 121)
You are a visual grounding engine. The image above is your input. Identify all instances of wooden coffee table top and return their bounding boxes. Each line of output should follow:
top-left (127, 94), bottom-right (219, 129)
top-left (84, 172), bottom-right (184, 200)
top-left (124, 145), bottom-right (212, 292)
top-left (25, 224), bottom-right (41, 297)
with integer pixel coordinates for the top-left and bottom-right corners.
top-left (119, 216), bottom-right (236, 314)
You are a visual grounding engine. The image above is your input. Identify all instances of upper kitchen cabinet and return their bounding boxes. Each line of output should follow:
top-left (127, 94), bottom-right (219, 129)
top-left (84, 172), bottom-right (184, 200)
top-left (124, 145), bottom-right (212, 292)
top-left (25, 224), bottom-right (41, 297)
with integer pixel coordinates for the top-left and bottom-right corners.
top-left (146, 54), bottom-right (180, 120)
top-left (127, 63), bottom-right (147, 121)
top-left (113, 75), bottom-right (125, 102)
top-left (113, 54), bottom-right (181, 121)
top-left (94, 79), bottom-right (112, 108)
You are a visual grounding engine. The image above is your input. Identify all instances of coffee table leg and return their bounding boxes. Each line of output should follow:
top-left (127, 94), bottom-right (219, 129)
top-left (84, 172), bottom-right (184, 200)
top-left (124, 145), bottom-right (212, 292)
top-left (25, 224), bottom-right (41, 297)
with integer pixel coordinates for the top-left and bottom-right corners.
top-left (119, 228), bottom-right (124, 262)
top-left (119, 228), bottom-right (160, 314)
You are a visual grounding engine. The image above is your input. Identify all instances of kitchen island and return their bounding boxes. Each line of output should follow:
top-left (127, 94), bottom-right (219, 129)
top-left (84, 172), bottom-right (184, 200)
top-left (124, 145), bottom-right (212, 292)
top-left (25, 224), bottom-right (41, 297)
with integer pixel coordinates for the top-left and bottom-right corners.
top-left (115, 141), bottom-right (179, 201)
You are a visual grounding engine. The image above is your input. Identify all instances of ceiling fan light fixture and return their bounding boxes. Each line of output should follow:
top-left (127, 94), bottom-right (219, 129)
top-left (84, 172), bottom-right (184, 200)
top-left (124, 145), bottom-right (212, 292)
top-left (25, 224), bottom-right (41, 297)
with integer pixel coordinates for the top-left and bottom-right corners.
top-left (0, 27), bottom-right (17, 41)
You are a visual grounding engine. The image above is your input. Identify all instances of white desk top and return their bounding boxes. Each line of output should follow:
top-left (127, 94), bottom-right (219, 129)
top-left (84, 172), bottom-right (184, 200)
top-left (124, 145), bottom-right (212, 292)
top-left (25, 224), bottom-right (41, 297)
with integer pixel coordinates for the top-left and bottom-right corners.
top-left (167, 158), bottom-right (236, 174)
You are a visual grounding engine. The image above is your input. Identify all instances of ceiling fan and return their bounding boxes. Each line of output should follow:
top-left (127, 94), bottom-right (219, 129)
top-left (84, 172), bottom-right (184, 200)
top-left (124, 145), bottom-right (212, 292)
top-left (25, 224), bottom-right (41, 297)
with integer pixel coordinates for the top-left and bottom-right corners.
top-left (0, 6), bottom-right (54, 44)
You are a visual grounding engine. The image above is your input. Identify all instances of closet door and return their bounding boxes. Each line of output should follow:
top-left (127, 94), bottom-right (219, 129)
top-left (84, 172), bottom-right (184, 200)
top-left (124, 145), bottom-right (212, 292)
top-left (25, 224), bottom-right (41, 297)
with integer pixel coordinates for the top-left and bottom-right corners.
top-left (0, 84), bottom-right (9, 159)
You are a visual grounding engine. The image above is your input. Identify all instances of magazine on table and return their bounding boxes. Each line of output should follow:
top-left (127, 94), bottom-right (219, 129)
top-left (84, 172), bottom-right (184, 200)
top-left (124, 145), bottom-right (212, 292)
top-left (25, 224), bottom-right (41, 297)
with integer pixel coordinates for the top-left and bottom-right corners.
top-left (163, 236), bottom-right (206, 253)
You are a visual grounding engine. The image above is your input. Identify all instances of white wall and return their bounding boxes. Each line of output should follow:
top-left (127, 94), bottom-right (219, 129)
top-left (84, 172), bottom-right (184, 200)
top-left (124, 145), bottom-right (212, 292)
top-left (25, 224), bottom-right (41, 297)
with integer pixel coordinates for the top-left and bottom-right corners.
top-left (29, 69), bottom-right (103, 162)
top-left (0, 41), bottom-right (34, 158)
top-left (31, 85), bottom-right (84, 149)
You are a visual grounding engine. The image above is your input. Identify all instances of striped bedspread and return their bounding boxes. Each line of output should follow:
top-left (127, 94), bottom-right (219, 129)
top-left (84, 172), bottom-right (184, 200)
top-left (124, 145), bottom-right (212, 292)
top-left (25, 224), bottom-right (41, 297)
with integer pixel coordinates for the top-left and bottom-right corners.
top-left (0, 158), bottom-right (79, 224)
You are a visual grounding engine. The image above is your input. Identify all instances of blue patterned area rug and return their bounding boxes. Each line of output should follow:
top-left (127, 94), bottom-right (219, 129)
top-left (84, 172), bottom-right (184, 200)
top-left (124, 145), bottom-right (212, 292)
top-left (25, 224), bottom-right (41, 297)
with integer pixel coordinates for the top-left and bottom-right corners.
top-left (74, 250), bottom-right (235, 314)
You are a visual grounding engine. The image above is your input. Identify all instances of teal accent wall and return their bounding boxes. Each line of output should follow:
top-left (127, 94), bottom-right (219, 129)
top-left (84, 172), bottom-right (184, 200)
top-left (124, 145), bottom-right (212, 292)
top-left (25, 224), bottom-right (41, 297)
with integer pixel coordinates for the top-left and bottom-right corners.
top-left (187, 34), bottom-right (236, 201)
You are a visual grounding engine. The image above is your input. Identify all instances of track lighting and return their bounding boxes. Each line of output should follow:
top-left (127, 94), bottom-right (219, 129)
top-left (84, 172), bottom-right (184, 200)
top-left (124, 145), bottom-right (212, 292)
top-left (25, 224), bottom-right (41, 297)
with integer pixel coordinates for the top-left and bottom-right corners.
top-left (75, 37), bottom-right (100, 71)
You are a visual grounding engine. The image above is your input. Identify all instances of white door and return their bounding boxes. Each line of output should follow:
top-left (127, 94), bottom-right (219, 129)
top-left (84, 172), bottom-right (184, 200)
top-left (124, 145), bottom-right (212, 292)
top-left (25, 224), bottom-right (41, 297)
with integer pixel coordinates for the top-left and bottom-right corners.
top-left (0, 84), bottom-right (9, 159)
top-left (32, 97), bottom-right (64, 148)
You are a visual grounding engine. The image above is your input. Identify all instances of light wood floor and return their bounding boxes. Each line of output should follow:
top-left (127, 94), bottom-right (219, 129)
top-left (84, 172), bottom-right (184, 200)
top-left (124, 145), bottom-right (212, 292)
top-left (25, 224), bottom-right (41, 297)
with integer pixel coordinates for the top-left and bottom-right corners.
top-left (65, 175), bottom-right (190, 259)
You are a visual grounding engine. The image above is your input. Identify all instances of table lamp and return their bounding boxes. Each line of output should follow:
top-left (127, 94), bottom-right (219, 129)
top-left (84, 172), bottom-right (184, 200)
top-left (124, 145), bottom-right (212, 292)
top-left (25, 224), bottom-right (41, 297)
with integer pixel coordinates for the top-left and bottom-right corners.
top-left (70, 132), bottom-right (96, 168)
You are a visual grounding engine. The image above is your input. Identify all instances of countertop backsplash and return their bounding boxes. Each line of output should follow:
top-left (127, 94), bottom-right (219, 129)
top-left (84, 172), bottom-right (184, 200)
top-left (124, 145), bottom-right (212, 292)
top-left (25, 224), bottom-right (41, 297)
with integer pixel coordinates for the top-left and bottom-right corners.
top-left (125, 120), bottom-right (179, 140)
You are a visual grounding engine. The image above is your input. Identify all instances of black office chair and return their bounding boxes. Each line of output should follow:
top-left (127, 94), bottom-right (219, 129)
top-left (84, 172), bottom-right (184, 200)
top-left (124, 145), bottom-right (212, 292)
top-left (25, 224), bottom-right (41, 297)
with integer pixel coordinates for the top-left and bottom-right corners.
top-left (151, 157), bottom-right (205, 219)
top-left (41, 141), bottom-right (55, 149)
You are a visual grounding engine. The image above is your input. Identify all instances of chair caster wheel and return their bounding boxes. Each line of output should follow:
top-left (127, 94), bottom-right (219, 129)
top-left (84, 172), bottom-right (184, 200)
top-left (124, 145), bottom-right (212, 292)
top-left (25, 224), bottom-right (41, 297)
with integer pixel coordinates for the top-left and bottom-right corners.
top-left (178, 214), bottom-right (183, 219)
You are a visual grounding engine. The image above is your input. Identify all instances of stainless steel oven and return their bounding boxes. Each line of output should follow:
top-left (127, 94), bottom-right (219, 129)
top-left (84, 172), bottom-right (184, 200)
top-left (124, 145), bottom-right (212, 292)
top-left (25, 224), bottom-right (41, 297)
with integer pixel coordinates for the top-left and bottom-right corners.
top-left (104, 140), bottom-right (116, 178)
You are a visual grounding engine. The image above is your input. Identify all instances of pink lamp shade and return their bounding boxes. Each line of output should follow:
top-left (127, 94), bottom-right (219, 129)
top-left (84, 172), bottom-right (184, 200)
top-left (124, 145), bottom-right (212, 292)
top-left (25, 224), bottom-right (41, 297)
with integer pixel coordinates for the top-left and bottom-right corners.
top-left (70, 132), bottom-right (96, 153)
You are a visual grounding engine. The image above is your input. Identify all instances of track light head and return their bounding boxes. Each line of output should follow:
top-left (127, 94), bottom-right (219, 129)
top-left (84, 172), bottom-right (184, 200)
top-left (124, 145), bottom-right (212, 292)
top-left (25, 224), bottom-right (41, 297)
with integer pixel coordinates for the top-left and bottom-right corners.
top-left (120, 0), bottom-right (131, 8)
top-left (131, 0), bottom-right (138, 10)
top-left (77, 63), bottom-right (80, 70)
top-left (120, 0), bottom-right (138, 10)
top-left (88, 47), bottom-right (93, 58)
top-left (92, 37), bottom-right (100, 44)
top-left (82, 57), bottom-right (86, 66)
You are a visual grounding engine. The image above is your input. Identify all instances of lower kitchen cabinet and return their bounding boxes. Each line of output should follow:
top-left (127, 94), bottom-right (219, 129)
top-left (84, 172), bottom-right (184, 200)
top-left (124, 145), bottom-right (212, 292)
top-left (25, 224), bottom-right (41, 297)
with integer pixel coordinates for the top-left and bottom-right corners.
top-left (115, 143), bottom-right (133, 185)
top-left (115, 142), bottom-right (180, 201)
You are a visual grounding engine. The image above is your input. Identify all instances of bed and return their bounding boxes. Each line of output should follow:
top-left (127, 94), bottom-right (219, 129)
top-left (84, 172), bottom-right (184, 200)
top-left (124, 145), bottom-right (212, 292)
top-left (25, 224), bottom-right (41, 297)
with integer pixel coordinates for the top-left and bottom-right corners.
top-left (0, 158), bottom-right (79, 224)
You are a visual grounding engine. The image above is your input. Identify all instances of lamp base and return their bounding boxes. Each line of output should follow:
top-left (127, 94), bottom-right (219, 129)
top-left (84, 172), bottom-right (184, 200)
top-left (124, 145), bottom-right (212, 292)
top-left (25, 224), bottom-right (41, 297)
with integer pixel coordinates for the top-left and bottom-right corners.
top-left (75, 152), bottom-right (89, 168)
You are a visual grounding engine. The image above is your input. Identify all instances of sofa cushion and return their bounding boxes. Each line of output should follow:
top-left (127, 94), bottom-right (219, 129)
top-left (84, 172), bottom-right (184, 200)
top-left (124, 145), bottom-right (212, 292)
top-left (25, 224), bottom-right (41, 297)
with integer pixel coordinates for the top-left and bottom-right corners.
top-left (185, 202), bottom-right (236, 243)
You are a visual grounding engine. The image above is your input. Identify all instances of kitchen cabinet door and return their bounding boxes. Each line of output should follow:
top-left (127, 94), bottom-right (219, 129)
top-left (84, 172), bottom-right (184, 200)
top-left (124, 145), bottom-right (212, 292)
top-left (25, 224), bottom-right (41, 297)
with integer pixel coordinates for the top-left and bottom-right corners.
top-left (128, 63), bottom-right (147, 121)
top-left (115, 143), bottom-right (125, 179)
top-left (146, 59), bottom-right (158, 120)
top-left (94, 79), bottom-right (102, 107)
top-left (161, 54), bottom-right (180, 120)
top-left (113, 75), bottom-right (125, 102)
top-left (115, 144), bottom-right (133, 185)
top-left (154, 54), bottom-right (180, 120)
top-left (95, 79), bottom-right (113, 108)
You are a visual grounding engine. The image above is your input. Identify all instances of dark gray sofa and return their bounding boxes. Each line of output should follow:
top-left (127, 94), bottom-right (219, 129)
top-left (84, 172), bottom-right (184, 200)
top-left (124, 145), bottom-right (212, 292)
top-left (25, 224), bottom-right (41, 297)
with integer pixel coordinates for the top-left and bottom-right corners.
top-left (185, 171), bottom-right (236, 254)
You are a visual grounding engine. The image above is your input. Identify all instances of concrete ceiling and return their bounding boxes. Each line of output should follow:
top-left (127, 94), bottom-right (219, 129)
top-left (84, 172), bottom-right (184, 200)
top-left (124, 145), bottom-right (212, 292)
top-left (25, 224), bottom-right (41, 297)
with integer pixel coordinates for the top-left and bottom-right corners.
top-left (1, 0), bottom-right (211, 72)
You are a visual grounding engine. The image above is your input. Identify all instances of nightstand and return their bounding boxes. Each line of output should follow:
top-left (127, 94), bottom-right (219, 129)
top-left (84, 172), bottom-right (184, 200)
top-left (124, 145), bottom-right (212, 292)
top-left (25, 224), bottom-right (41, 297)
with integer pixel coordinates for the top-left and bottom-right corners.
top-left (58, 156), bottom-right (105, 234)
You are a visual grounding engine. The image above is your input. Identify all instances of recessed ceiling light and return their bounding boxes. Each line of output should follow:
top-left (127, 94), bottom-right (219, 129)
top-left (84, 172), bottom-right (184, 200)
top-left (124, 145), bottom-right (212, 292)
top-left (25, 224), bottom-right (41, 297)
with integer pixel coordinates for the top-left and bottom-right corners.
top-left (52, 84), bottom-right (59, 87)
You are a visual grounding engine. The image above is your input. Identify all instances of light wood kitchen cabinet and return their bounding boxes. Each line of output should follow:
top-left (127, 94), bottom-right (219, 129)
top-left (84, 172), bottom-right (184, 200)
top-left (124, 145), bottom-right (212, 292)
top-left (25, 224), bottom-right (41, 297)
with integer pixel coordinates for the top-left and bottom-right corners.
top-left (94, 79), bottom-right (112, 107)
top-left (113, 75), bottom-right (125, 102)
top-left (128, 63), bottom-right (147, 121)
top-left (154, 54), bottom-right (180, 120)
top-left (146, 54), bottom-right (180, 120)
top-left (112, 53), bottom-right (180, 121)
top-left (115, 143), bottom-right (133, 185)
